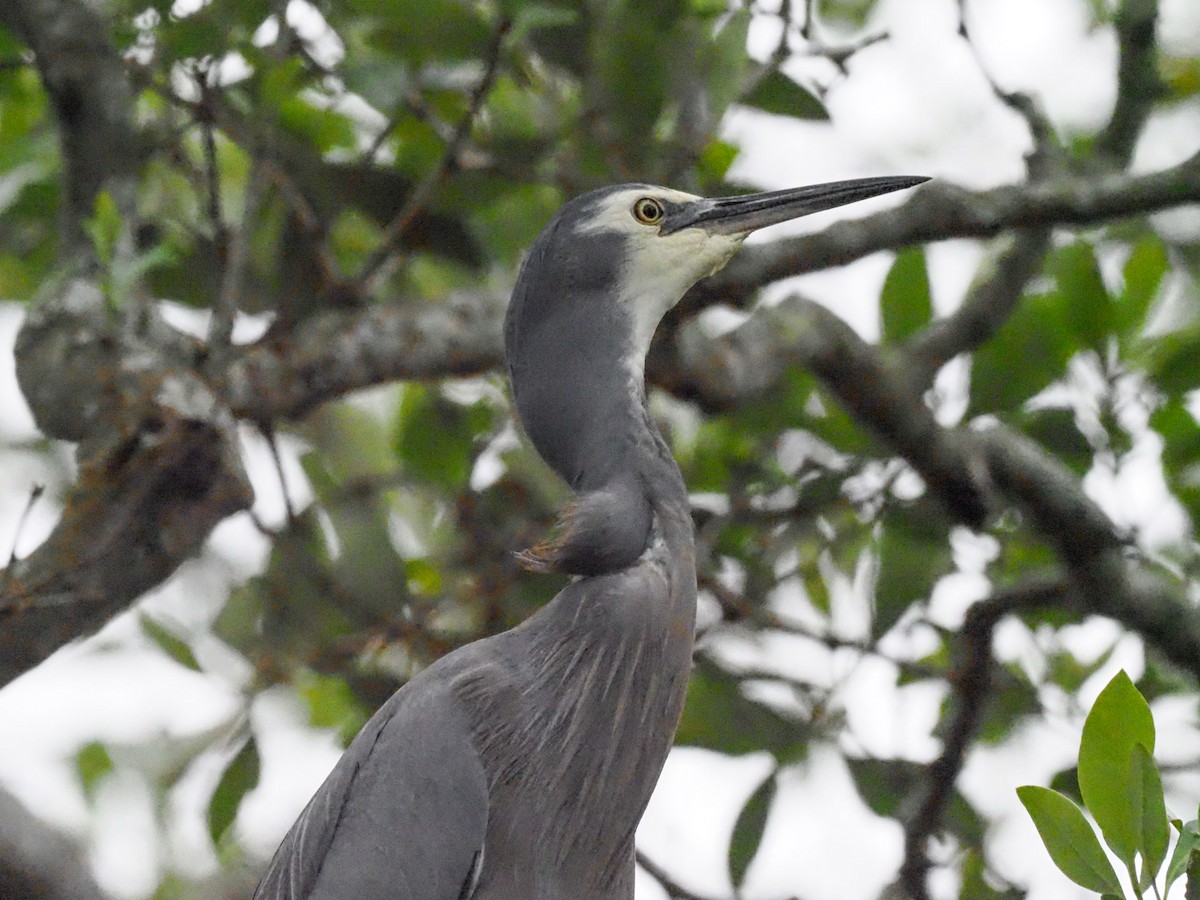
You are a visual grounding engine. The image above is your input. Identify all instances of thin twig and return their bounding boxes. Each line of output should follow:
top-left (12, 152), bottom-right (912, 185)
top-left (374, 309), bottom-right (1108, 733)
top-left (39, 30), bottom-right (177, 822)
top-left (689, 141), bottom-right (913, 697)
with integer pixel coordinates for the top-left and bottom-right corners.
top-left (957, 0), bottom-right (1062, 177)
top-left (198, 78), bottom-right (227, 245)
top-left (261, 425), bottom-right (296, 525)
top-left (4, 485), bottom-right (44, 571)
top-left (635, 850), bottom-right (748, 900)
top-left (207, 154), bottom-right (267, 360)
top-left (897, 575), bottom-right (1073, 899)
top-left (354, 18), bottom-right (511, 293)
top-left (905, 228), bottom-right (1051, 391)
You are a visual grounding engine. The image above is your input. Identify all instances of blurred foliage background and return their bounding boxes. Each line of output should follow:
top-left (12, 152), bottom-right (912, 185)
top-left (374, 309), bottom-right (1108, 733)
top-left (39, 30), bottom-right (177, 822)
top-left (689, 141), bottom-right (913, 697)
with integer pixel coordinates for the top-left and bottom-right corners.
top-left (1, 0), bottom-right (1200, 898)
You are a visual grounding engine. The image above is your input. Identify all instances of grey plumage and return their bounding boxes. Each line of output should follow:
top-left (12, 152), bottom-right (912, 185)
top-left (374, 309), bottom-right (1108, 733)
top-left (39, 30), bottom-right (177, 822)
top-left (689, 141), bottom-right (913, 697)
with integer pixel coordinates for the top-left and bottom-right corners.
top-left (254, 175), bottom-right (925, 900)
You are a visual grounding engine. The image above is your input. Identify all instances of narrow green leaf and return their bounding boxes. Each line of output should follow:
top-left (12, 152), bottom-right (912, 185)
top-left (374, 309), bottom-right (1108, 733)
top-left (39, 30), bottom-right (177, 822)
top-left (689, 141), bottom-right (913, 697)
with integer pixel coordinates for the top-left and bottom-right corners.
top-left (874, 502), bottom-right (951, 639)
top-left (1017, 785), bottom-right (1123, 895)
top-left (1078, 670), bottom-right (1156, 866)
top-left (880, 247), bottom-right (933, 343)
top-left (728, 771), bottom-right (776, 888)
top-left (207, 737), bottom-right (261, 846)
top-left (1118, 237), bottom-right (1168, 337)
top-left (1130, 743), bottom-right (1170, 887)
top-left (741, 70), bottom-right (828, 120)
top-left (1187, 844), bottom-right (1200, 900)
top-left (1166, 820), bottom-right (1200, 894)
top-left (140, 615), bottom-right (201, 672)
top-left (1050, 242), bottom-right (1113, 351)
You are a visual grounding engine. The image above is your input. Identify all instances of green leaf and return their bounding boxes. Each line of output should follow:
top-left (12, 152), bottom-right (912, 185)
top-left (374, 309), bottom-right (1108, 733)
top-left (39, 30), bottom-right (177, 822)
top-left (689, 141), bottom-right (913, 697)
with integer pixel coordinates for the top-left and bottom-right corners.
top-left (1078, 670), bottom-right (1156, 865)
top-left (299, 671), bottom-right (369, 746)
top-left (140, 615), bottom-right (201, 672)
top-left (1144, 321), bottom-right (1200, 398)
top-left (76, 741), bottom-right (114, 801)
top-left (207, 737), bottom-right (261, 846)
top-left (741, 70), bottom-right (828, 120)
top-left (969, 291), bottom-right (1079, 415)
top-left (1118, 237), bottom-right (1168, 338)
top-left (1166, 820), bottom-right (1200, 894)
top-left (1050, 241), bottom-right (1112, 352)
top-left (880, 247), bottom-right (933, 343)
top-left (874, 502), bottom-right (951, 639)
top-left (728, 770), bottom-right (776, 888)
top-left (676, 661), bottom-right (806, 762)
top-left (1016, 785), bottom-right (1124, 895)
top-left (1130, 743), bottom-right (1169, 887)
top-left (702, 9), bottom-right (752, 122)
top-left (83, 191), bottom-right (121, 265)
top-left (393, 385), bottom-right (491, 490)
top-left (510, 3), bottom-right (578, 41)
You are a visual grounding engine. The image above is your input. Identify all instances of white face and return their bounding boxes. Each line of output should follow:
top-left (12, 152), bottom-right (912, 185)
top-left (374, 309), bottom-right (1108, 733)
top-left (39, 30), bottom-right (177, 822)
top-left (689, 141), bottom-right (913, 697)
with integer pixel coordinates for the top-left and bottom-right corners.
top-left (578, 187), bottom-right (746, 382)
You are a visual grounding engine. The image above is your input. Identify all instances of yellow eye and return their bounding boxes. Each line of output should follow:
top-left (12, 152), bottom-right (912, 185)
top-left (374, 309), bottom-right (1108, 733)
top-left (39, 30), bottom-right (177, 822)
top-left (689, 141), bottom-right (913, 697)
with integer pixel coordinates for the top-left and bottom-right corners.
top-left (632, 197), bottom-right (664, 225)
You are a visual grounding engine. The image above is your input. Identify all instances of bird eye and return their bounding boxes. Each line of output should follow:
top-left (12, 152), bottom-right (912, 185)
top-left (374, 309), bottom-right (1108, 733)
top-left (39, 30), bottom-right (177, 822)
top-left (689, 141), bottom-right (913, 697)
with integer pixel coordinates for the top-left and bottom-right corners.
top-left (632, 197), bottom-right (664, 226)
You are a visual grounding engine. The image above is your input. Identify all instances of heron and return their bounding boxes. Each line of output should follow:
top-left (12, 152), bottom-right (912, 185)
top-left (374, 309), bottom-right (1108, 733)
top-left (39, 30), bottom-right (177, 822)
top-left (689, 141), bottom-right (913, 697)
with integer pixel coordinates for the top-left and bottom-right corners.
top-left (253, 174), bottom-right (926, 900)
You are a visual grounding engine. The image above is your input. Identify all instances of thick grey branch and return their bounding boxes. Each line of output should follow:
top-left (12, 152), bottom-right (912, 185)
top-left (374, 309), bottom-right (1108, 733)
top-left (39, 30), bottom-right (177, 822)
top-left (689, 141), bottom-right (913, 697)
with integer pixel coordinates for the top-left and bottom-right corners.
top-left (224, 289), bottom-right (508, 422)
top-left (0, 786), bottom-right (104, 900)
top-left (980, 427), bottom-right (1200, 678)
top-left (667, 296), bottom-right (991, 527)
top-left (2, 280), bottom-right (251, 689)
top-left (0, 0), bottom-right (140, 254)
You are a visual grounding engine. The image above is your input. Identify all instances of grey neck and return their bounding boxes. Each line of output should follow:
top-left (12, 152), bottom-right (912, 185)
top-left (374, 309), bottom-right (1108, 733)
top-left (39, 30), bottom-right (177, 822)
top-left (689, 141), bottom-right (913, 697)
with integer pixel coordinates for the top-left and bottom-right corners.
top-left (505, 227), bottom-right (684, 574)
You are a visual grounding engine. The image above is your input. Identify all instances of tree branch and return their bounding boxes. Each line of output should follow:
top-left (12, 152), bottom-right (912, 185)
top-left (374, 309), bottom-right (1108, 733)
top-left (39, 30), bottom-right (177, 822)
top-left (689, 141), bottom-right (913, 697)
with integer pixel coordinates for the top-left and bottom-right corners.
top-left (980, 427), bottom-right (1200, 679)
top-left (0, 0), bottom-right (140, 256)
top-left (223, 288), bottom-right (507, 422)
top-left (905, 228), bottom-right (1051, 390)
top-left (221, 156), bottom-right (1200, 426)
top-left (898, 575), bottom-right (1075, 899)
top-left (1094, 0), bottom-right (1162, 167)
top-left (354, 17), bottom-right (510, 293)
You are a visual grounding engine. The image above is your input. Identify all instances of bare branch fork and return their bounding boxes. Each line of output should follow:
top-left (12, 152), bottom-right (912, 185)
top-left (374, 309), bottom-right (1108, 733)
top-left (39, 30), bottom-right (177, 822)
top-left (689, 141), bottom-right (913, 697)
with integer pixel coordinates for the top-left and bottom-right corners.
top-left (354, 17), bottom-right (511, 293)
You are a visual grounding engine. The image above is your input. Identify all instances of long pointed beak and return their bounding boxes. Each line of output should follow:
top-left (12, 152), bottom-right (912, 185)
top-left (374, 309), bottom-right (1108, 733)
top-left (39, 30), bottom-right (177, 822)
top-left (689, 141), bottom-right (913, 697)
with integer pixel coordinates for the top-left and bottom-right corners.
top-left (661, 175), bottom-right (929, 236)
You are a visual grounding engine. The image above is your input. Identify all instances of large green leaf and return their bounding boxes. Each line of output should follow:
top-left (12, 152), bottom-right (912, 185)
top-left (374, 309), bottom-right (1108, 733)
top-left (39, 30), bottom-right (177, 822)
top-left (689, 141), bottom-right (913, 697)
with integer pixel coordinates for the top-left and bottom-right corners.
top-left (969, 291), bottom-right (1079, 415)
top-left (676, 662), bottom-right (806, 762)
top-left (880, 247), bottom-right (933, 343)
top-left (1144, 321), bottom-right (1200, 398)
top-left (1016, 785), bottom-right (1123, 895)
top-left (1078, 670), bottom-right (1156, 865)
top-left (873, 502), bottom-right (951, 639)
top-left (208, 737), bottom-right (261, 846)
top-left (728, 770), bottom-right (776, 888)
top-left (1050, 241), bottom-right (1113, 352)
top-left (741, 70), bottom-right (828, 120)
top-left (1117, 237), bottom-right (1168, 338)
top-left (1150, 398), bottom-right (1200, 524)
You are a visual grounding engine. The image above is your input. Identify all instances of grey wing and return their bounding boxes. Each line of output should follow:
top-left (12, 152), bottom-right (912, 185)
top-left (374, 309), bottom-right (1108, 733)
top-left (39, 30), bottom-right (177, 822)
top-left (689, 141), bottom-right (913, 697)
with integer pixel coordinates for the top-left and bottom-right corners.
top-left (253, 680), bottom-right (488, 900)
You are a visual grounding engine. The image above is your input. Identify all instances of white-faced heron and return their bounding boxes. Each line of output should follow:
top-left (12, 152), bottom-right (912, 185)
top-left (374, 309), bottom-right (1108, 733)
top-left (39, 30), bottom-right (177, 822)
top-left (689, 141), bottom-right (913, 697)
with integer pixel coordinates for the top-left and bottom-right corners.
top-left (253, 175), bottom-right (927, 899)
